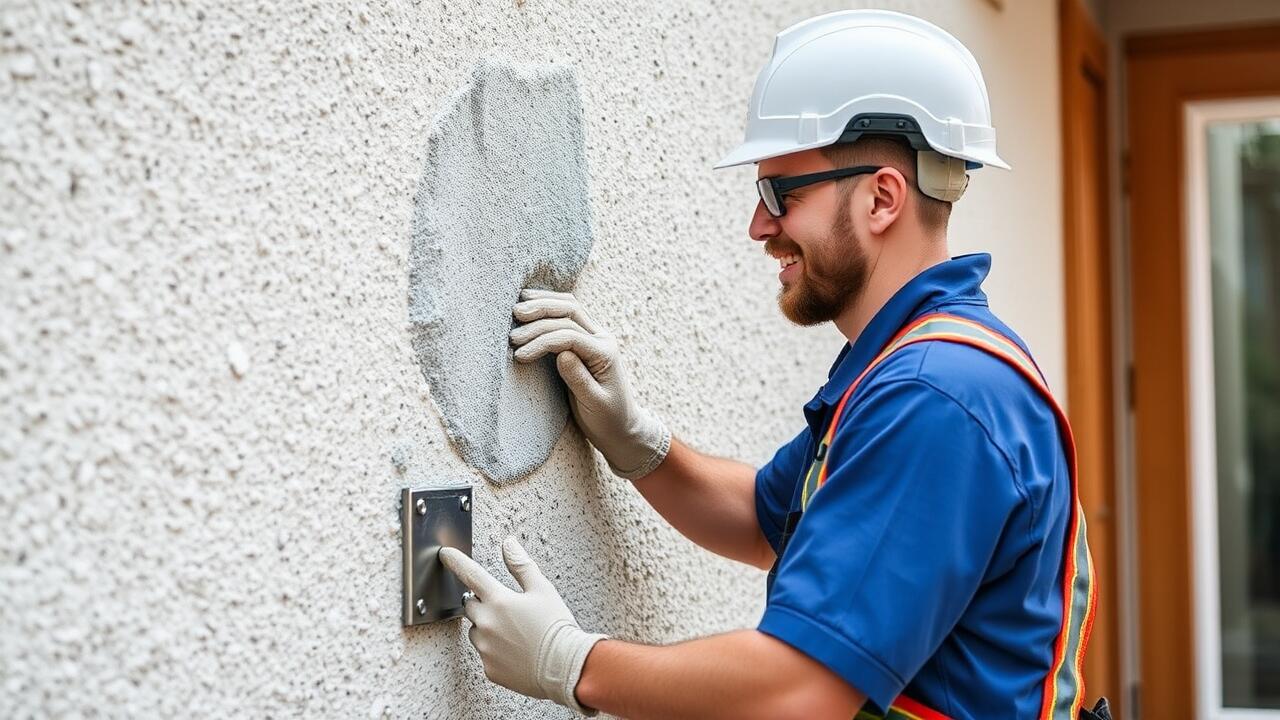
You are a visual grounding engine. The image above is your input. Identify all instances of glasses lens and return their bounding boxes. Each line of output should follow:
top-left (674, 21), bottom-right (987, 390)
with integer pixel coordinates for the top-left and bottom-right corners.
top-left (756, 178), bottom-right (783, 217)
top-left (752, 176), bottom-right (783, 215)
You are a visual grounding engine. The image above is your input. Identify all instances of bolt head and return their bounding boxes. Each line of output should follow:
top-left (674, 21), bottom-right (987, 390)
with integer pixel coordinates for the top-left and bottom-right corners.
top-left (416, 598), bottom-right (427, 615)
top-left (415, 498), bottom-right (426, 515)
top-left (459, 495), bottom-right (471, 512)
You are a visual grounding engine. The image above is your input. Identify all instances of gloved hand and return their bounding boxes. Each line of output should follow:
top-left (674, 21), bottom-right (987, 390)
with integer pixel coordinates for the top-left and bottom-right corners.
top-left (438, 538), bottom-right (608, 716)
top-left (510, 288), bottom-right (671, 480)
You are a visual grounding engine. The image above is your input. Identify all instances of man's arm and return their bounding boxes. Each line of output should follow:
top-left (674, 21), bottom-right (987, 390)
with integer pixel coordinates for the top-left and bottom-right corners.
top-left (509, 289), bottom-right (775, 571)
top-left (440, 540), bottom-right (863, 719)
top-left (630, 437), bottom-right (775, 571)
top-left (575, 631), bottom-right (865, 720)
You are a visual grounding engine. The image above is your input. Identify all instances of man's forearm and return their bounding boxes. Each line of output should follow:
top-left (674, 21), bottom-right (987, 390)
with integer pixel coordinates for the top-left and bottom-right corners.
top-left (574, 630), bottom-right (864, 720)
top-left (630, 437), bottom-right (775, 570)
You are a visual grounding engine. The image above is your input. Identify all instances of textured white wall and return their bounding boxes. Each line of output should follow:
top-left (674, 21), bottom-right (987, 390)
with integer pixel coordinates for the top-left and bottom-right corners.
top-left (0, 1), bottom-right (1062, 716)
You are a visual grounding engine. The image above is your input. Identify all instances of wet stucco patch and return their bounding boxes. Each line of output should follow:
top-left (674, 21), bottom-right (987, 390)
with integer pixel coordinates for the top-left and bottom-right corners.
top-left (409, 60), bottom-right (593, 484)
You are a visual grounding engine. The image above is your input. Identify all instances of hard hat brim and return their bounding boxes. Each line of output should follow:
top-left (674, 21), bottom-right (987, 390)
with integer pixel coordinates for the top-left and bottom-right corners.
top-left (714, 138), bottom-right (1011, 171)
top-left (713, 138), bottom-right (830, 170)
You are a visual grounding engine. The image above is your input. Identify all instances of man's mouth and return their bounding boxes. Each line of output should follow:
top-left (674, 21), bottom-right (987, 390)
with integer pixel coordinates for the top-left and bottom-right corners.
top-left (766, 243), bottom-right (803, 281)
top-left (778, 253), bottom-right (802, 282)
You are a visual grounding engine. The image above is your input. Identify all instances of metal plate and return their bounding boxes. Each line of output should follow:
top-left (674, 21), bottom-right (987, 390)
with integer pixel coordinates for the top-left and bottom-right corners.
top-left (402, 486), bottom-right (472, 626)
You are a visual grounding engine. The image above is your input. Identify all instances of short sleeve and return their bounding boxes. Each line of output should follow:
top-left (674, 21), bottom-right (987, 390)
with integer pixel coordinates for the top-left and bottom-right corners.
top-left (757, 378), bottom-right (1023, 710)
top-left (754, 427), bottom-right (812, 552)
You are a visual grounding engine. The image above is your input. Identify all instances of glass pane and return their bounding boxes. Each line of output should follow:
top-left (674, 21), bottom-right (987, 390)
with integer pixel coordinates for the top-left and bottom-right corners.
top-left (1207, 117), bottom-right (1280, 709)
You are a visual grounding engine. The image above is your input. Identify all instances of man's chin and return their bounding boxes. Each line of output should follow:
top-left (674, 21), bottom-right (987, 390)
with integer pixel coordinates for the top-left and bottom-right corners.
top-left (776, 287), bottom-right (827, 327)
top-left (776, 276), bottom-right (856, 327)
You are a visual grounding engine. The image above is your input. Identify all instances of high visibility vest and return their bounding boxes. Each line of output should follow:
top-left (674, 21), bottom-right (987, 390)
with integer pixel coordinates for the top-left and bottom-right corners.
top-left (766, 313), bottom-right (1098, 720)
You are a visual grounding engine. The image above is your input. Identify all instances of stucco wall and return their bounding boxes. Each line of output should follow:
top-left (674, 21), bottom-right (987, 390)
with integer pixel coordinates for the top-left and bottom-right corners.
top-left (1, 1), bottom-right (1063, 716)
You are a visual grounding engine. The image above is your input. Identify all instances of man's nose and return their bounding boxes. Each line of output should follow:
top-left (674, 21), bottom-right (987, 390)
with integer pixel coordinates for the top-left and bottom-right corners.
top-left (748, 200), bottom-right (780, 243)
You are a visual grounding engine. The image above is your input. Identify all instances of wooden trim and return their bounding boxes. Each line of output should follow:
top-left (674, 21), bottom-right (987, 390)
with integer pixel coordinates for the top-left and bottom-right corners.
top-left (1126, 22), bottom-right (1280, 57)
top-left (1059, 0), bottom-right (1120, 714)
top-left (1125, 25), bottom-right (1280, 720)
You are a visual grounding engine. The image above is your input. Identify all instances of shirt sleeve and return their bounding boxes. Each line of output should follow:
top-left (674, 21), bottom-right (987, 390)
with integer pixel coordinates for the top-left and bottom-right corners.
top-left (754, 427), bottom-right (812, 553)
top-left (757, 378), bottom-right (1023, 710)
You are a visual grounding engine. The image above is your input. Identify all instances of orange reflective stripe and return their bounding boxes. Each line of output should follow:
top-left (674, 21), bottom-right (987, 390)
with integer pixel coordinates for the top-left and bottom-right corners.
top-left (805, 313), bottom-right (1044, 506)
top-left (889, 695), bottom-right (954, 720)
top-left (802, 313), bottom-right (1096, 719)
top-left (888, 319), bottom-right (1097, 720)
top-left (852, 693), bottom-right (955, 720)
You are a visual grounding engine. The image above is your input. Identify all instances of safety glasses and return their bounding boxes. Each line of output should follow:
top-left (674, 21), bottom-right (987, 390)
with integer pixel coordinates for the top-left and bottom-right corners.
top-left (755, 164), bottom-right (884, 218)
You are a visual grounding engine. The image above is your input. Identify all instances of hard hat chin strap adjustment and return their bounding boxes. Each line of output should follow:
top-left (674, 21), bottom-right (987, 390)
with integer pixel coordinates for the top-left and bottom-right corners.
top-left (917, 150), bottom-right (968, 202)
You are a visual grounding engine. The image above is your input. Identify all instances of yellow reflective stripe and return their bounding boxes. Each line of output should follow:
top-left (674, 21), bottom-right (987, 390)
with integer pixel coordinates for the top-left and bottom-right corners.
top-left (800, 446), bottom-right (824, 510)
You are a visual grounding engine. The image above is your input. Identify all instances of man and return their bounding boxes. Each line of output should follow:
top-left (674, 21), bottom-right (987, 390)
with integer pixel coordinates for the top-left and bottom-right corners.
top-left (440, 10), bottom-right (1107, 720)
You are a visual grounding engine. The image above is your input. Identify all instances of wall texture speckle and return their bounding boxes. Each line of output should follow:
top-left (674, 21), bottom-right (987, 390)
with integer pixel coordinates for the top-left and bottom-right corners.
top-left (410, 59), bottom-right (592, 485)
top-left (1, 1), bottom-right (1063, 717)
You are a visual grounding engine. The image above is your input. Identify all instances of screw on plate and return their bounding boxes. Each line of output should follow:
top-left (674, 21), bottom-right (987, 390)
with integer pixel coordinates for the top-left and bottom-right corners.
top-left (459, 495), bottom-right (471, 512)
top-left (417, 598), bottom-right (427, 615)
top-left (416, 498), bottom-right (426, 515)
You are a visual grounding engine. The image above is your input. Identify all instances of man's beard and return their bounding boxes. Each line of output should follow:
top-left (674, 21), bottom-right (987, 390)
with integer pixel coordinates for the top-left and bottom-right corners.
top-left (776, 202), bottom-right (869, 326)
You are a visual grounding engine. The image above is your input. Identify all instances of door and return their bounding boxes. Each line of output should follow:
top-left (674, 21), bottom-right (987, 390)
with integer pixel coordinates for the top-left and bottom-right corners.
top-left (1186, 98), bottom-right (1280, 719)
top-left (1127, 23), bottom-right (1280, 720)
top-left (1059, 0), bottom-right (1121, 713)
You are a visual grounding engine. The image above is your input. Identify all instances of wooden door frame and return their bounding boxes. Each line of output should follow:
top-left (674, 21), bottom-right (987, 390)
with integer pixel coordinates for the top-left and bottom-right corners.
top-left (1125, 22), bottom-right (1280, 719)
top-left (1059, 0), bottom-right (1120, 713)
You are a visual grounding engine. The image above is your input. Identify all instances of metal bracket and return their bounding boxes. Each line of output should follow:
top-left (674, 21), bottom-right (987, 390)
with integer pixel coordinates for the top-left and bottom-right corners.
top-left (401, 486), bottom-right (472, 626)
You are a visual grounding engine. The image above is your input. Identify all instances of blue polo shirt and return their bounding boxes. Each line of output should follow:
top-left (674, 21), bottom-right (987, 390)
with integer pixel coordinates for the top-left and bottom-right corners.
top-left (755, 254), bottom-right (1072, 719)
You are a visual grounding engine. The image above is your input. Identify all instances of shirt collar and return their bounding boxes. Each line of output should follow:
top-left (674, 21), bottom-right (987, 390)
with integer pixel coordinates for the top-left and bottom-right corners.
top-left (808, 253), bottom-right (993, 409)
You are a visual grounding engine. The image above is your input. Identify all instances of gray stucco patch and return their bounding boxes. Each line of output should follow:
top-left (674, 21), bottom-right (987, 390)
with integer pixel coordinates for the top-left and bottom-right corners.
top-left (409, 60), bottom-right (593, 484)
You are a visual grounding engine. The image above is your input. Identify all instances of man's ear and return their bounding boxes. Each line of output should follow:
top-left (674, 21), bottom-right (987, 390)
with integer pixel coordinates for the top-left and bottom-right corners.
top-left (866, 167), bottom-right (908, 235)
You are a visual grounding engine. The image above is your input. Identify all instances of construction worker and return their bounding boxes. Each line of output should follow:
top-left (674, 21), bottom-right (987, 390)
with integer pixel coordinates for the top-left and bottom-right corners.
top-left (440, 9), bottom-right (1111, 720)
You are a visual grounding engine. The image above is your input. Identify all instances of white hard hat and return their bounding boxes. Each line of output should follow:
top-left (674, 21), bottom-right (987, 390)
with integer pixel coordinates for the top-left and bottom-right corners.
top-left (716, 10), bottom-right (1009, 201)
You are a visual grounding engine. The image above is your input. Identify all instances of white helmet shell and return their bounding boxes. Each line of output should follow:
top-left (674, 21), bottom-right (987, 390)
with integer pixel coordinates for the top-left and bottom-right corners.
top-left (715, 9), bottom-right (1010, 173)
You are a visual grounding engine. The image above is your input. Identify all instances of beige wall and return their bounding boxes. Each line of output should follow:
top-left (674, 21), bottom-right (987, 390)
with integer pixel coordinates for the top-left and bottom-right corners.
top-left (927, 0), bottom-right (1068, 396)
top-left (1107, 0), bottom-right (1280, 34)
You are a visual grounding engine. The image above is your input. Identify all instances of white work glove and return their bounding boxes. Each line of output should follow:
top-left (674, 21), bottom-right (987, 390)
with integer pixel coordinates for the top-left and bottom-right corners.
top-left (438, 538), bottom-right (608, 716)
top-left (510, 288), bottom-right (671, 480)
